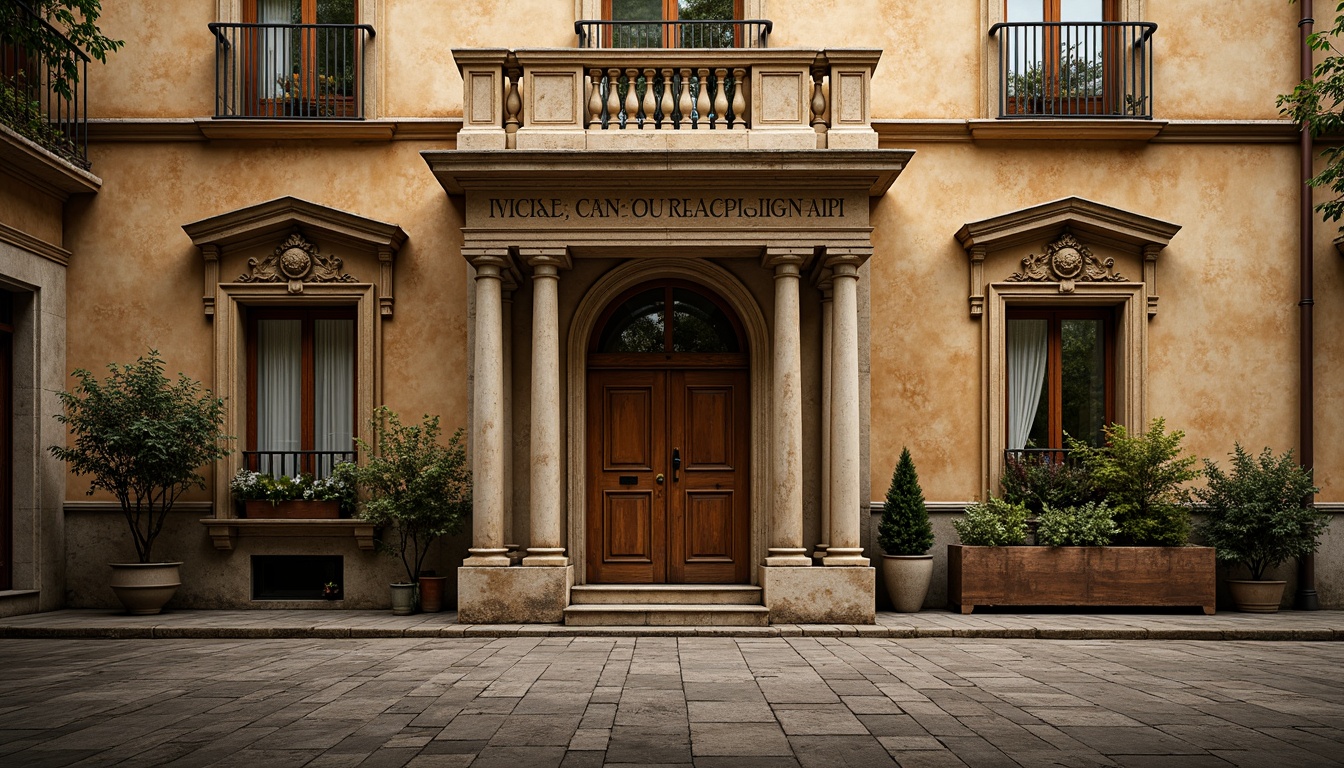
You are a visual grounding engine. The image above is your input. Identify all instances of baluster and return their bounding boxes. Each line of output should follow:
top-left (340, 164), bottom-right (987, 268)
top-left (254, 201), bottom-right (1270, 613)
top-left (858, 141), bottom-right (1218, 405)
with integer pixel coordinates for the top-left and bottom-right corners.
top-left (641, 68), bottom-right (656, 130)
top-left (625, 68), bottom-right (640, 129)
top-left (607, 67), bottom-right (621, 129)
top-left (731, 67), bottom-right (747, 129)
top-left (695, 67), bottom-right (710, 129)
top-left (588, 68), bottom-right (603, 128)
top-left (811, 65), bottom-right (827, 148)
top-left (504, 67), bottom-right (521, 149)
top-left (712, 68), bottom-right (728, 129)
top-left (659, 67), bottom-right (674, 129)
top-left (678, 68), bottom-right (693, 129)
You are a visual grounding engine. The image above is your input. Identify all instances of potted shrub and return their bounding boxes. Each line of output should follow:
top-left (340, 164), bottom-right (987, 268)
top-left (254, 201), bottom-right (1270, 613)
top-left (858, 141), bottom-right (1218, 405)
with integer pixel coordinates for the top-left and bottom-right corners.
top-left (50, 351), bottom-right (230, 615)
top-left (878, 448), bottom-right (935, 612)
top-left (228, 469), bottom-right (353, 519)
top-left (1194, 445), bottom-right (1329, 613)
top-left (334, 407), bottom-right (470, 615)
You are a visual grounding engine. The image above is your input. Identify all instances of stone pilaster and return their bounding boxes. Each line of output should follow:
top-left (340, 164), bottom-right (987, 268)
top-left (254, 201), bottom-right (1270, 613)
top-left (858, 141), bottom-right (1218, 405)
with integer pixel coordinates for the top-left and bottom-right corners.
top-left (824, 249), bottom-right (869, 567)
top-left (523, 247), bottom-right (572, 567)
top-left (763, 247), bottom-right (812, 567)
top-left (463, 248), bottom-right (511, 567)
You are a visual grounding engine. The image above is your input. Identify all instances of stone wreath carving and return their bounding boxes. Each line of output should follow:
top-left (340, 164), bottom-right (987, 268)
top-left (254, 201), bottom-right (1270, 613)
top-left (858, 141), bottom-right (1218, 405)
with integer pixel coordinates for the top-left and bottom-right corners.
top-left (1006, 233), bottom-right (1127, 290)
top-left (238, 232), bottom-right (357, 293)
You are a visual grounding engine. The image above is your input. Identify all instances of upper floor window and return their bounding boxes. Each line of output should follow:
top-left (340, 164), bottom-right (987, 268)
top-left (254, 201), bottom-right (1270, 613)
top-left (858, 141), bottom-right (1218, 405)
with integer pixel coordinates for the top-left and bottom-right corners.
top-left (1006, 307), bottom-right (1113, 455)
top-left (211, 0), bottom-right (372, 119)
top-left (993, 0), bottom-right (1154, 119)
top-left (599, 0), bottom-right (749, 48)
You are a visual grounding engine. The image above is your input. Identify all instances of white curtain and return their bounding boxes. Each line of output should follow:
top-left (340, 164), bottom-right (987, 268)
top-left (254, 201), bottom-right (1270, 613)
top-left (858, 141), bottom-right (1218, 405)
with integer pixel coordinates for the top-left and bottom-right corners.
top-left (258, 0), bottom-right (294, 100)
top-left (256, 319), bottom-right (302, 473)
top-left (314, 319), bottom-right (355, 472)
top-left (1006, 319), bottom-right (1048, 450)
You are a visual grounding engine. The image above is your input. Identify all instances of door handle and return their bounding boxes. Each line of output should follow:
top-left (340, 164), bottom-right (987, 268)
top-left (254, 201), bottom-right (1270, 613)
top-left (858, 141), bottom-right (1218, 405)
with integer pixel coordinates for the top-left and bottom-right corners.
top-left (656, 474), bottom-right (665, 485)
top-left (672, 448), bottom-right (681, 482)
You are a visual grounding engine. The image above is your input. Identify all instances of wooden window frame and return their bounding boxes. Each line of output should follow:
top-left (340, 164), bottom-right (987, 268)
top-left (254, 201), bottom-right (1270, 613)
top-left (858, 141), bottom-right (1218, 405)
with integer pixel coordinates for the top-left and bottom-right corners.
top-left (1003, 0), bottom-right (1120, 115)
top-left (239, 0), bottom-right (360, 117)
top-left (1005, 306), bottom-right (1115, 450)
top-left (245, 306), bottom-right (358, 459)
top-left (601, 0), bottom-right (746, 48)
top-left (588, 279), bottom-right (747, 366)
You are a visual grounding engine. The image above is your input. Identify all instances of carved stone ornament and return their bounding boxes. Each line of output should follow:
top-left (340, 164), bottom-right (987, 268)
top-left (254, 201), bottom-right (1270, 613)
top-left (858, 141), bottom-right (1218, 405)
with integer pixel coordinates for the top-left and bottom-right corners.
top-left (238, 232), bottom-right (357, 293)
top-left (1006, 233), bottom-right (1127, 292)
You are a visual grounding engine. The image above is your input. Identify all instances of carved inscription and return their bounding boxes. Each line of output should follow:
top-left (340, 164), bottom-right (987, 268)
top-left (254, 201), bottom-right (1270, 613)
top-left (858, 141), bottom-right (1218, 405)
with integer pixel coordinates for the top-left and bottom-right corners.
top-left (486, 196), bottom-right (846, 221)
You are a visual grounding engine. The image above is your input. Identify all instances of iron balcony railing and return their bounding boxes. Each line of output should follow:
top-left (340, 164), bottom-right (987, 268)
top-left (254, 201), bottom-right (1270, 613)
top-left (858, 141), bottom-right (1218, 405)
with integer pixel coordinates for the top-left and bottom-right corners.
top-left (0, 1), bottom-right (89, 167)
top-left (209, 22), bottom-right (374, 119)
top-left (575, 19), bottom-right (771, 49)
top-left (989, 21), bottom-right (1156, 119)
top-left (243, 449), bottom-right (355, 479)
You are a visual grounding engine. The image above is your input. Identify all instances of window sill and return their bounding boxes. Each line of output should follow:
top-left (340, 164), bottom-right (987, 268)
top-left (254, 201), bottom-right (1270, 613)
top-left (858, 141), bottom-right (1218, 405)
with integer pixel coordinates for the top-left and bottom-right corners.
top-left (199, 518), bottom-right (376, 552)
top-left (968, 118), bottom-right (1166, 141)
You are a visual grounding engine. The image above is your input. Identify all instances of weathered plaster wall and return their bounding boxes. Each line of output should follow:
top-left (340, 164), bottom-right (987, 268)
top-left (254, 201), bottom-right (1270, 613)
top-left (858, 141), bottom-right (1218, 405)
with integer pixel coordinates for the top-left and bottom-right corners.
top-left (0, 178), bottom-right (63, 248)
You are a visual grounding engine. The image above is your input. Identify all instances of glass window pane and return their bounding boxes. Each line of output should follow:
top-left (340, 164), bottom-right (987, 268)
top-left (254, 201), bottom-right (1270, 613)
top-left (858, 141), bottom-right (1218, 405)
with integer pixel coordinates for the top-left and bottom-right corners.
top-left (1060, 318), bottom-right (1107, 446)
top-left (316, 0), bottom-right (355, 24)
top-left (1060, 0), bottom-right (1103, 22)
top-left (1006, 318), bottom-right (1049, 450)
top-left (678, 0), bottom-right (734, 20)
top-left (671, 288), bottom-right (738, 352)
top-left (314, 319), bottom-right (355, 475)
top-left (1006, 0), bottom-right (1044, 22)
top-left (599, 289), bottom-right (666, 352)
top-left (256, 319), bottom-right (302, 470)
top-left (612, 0), bottom-right (664, 20)
top-left (611, 0), bottom-right (665, 47)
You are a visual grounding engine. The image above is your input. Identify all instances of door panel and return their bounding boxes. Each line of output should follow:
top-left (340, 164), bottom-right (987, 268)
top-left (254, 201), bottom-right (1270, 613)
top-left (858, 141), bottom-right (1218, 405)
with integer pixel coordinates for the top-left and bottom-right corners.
top-left (587, 370), bottom-right (665, 583)
top-left (604, 491), bottom-right (655, 562)
top-left (683, 491), bottom-right (733, 561)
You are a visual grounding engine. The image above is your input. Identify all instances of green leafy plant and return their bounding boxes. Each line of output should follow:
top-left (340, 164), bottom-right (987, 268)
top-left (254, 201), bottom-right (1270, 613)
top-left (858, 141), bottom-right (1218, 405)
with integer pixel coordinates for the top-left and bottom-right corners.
top-left (953, 497), bottom-right (1029, 547)
top-left (0, 0), bottom-right (124, 101)
top-left (1000, 452), bottom-right (1095, 516)
top-left (1036, 501), bottom-right (1118, 547)
top-left (333, 407), bottom-right (471, 585)
top-left (878, 448), bottom-right (934, 556)
top-left (229, 469), bottom-right (354, 514)
top-left (0, 76), bottom-right (66, 148)
top-left (1069, 419), bottom-right (1200, 546)
top-left (1194, 445), bottom-right (1328, 581)
top-left (50, 350), bottom-right (231, 563)
top-left (1280, 1), bottom-right (1344, 228)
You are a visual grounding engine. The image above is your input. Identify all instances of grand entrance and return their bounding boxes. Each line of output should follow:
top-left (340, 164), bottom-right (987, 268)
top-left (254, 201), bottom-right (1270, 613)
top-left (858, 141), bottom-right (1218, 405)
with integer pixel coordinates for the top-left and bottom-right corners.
top-left (585, 281), bottom-right (750, 584)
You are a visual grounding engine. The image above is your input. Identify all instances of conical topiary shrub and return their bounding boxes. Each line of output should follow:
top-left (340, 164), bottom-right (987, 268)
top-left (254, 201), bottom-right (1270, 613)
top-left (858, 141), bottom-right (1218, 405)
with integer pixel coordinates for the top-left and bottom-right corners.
top-left (878, 447), bottom-right (935, 612)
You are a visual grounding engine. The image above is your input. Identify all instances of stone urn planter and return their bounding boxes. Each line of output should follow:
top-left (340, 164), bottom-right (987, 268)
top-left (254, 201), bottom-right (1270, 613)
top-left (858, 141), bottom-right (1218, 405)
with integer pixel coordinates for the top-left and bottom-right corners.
top-left (390, 583), bottom-right (417, 615)
top-left (1226, 579), bottom-right (1286, 613)
top-left (108, 562), bottom-right (182, 615)
top-left (881, 555), bottom-right (933, 612)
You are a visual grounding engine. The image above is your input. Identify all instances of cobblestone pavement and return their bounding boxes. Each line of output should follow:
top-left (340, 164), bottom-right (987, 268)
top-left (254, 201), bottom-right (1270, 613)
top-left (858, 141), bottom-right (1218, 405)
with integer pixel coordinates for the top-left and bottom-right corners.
top-left (1, 637), bottom-right (1341, 768)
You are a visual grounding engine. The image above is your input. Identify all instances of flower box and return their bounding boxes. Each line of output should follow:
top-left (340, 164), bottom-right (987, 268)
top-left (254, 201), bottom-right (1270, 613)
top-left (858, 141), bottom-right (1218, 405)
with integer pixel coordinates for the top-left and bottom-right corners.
top-left (242, 499), bottom-right (341, 520)
top-left (947, 544), bottom-right (1216, 615)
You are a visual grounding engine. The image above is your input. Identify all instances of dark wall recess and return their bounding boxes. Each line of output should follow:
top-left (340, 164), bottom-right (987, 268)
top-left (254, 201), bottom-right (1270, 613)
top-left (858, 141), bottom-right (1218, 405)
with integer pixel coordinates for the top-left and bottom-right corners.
top-left (251, 555), bottom-right (342, 600)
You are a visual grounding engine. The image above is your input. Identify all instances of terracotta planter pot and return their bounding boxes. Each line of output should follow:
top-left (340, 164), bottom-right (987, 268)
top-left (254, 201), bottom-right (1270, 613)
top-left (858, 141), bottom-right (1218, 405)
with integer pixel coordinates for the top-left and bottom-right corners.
top-left (419, 575), bottom-right (448, 612)
top-left (243, 500), bottom-right (340, 519)
top-left (1226, 579), bottom-right (1286, 613)
top-left (881, 554), bottom-right (933, 613)
top-left (108, 562), bottom-right (182, 615)
top-left (948, 545), bottom-right (1216, 615)
top-left (390, 583), bottom-right (417, 615)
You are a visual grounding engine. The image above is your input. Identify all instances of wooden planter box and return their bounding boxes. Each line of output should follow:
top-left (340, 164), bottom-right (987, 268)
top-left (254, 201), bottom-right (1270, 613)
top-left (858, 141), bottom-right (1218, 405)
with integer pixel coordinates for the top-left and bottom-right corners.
top-left (948, 545), bottom-right (1215, 615)
top-left (242, 500), bottom-right (341, 520)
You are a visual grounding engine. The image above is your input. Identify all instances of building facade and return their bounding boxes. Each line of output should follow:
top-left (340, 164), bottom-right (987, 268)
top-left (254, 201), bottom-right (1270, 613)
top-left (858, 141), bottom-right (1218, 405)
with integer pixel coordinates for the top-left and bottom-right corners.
top-left (3, 0), bottom-right (1342, 620)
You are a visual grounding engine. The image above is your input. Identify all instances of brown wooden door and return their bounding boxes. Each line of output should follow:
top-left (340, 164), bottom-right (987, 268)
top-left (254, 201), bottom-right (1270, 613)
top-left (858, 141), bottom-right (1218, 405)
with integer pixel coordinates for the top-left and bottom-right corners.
top-left (587, 366), bottom-right (749, 584)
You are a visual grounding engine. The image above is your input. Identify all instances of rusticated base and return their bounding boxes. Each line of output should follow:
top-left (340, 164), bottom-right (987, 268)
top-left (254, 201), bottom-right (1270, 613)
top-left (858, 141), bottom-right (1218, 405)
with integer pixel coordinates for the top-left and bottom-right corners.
top-left (762, 566), bottom-right (875, 624)
top-left (458, 565), bottom-right (573, 623)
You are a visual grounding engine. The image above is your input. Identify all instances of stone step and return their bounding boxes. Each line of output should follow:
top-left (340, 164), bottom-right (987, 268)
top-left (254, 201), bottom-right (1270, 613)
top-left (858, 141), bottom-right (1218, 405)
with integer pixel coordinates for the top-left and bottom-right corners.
top-left (570, 584), bottom-right (762, 605)
top-left (563, 603), bottom-right (770, 627)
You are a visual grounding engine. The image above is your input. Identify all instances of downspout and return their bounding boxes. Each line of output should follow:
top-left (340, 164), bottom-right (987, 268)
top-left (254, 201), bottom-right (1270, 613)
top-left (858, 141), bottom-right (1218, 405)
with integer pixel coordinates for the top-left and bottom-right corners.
top-left (1297, 0), bottom-right (1320, 611)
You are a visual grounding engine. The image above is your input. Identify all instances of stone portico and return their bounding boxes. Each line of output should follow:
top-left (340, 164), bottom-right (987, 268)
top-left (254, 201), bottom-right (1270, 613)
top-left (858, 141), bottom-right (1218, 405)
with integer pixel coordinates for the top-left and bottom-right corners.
top-left (430, 38), bottom-right (910, 624)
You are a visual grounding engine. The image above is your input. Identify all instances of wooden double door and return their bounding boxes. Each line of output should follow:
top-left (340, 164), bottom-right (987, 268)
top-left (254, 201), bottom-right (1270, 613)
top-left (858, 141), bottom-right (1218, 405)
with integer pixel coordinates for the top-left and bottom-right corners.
top-left (586, 366), bottom-right (750, 584)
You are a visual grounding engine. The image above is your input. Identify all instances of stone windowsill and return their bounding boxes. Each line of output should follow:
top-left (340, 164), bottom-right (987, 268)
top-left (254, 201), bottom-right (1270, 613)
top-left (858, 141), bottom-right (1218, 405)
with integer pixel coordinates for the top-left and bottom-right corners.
top-left (199, 518), bottom-right (376, 552)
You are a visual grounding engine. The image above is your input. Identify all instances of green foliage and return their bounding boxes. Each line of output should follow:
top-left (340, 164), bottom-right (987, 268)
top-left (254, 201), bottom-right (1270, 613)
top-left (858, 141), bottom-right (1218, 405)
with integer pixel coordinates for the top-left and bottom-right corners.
top-left (999, 452), bottom-right (1095, 516)
top-left (1280, 1), bottom-right (1344, 228)
top-left (953, 498), bottom-right (1029, 547)
top-left (0, 0), bottom-right (124, 100)
top-left (0, 76), bottom-right (66, 148)
top-left (229, 469), bottom-right (355, 514)
top-left (333, 408), bottom-right (471, 584)
top-left (1194, 445), bottom-right (1328, 581)
top-left (1069, 419), bottom-right (1200, 546)
top-left (50, 350), bottom-right (231, 563)
top-left (1036, 501), bottom-right (1118, 547)
top-left (878, 448), bottom-right (934, 556)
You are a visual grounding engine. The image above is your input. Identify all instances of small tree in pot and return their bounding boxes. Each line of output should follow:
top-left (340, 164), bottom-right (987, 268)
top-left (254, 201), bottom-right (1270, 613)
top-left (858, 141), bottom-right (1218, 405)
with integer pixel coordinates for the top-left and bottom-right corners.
top-left (1194, 445), bottom-right (1328, 613)
top-left (50, 351), bottom-right (230, 614)
top-left (333, 407), bottom-right (470, 615)
top-left (878, 448), bottom-right (935, 612)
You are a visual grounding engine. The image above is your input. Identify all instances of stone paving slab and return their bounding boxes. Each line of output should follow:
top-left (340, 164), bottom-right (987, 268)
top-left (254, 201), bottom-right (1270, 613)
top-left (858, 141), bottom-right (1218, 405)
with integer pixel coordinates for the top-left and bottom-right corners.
top-left (1, 609), bottom-right (1342, 640)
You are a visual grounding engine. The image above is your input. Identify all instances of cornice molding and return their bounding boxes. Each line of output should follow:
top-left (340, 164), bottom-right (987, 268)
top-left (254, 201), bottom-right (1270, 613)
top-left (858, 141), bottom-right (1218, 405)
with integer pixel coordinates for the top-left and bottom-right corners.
top-left (64, 500), bottom-right (213, 514)
top-left (86, 118), bottom-right (464, 143)
top-left (0, 221), bottom-right (71, 266)
top-left (874, 119), bottom-right (1299, 145)
top-left (0, 125), bottom-right (101, 200)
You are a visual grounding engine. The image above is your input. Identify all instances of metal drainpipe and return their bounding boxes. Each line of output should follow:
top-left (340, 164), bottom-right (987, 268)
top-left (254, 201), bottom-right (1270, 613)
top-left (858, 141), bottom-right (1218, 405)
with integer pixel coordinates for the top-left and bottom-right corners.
top-left (1297, 0), bottom-right (1320, 611)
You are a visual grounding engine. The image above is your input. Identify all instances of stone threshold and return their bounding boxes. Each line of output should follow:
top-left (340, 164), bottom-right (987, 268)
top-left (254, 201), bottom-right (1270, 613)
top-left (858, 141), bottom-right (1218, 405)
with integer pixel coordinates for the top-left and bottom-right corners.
top-left (1, 609), bottom-right (1342, 641)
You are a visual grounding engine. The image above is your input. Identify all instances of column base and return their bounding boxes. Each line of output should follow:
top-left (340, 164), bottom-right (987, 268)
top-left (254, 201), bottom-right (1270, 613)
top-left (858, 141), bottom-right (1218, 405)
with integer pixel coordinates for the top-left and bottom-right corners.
top-left (765, 548), bottom-right (812, 567)
top-left (457, 564), bottom-right (573, 623)
top-left (812, 544), bottom-right (829, 559)
top-left (823, 547), bottom-right (870, 567)
top-left (523, 548), bottom-right (570, 567)
top-left (762, 566), bottom-right (875, 624)
top-left (463, 548), bottom-right (511, 567)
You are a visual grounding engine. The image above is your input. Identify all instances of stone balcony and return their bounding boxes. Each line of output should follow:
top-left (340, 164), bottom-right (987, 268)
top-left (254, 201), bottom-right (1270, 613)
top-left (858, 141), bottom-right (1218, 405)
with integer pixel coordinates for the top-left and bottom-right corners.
top-left (454, 48), bottom-right (879, 151)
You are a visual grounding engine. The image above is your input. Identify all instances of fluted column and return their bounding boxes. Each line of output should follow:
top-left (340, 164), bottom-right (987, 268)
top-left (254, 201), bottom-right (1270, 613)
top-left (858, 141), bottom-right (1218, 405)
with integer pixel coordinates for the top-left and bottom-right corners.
top-left (523, 247), bottom-right (572, 567)
top-left (825, 250), bottom-right (869, 567)
top-left (814, 272), bottom-right (833, 559)
top-left (764, 248), bottom-right (812, 566)
top-left (464, 249), bottom-right (511, 567)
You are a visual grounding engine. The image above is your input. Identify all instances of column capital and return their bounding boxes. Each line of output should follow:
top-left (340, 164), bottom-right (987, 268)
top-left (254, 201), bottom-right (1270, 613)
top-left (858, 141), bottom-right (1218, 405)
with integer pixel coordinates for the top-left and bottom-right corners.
top-left (761, 245), bottom-right (816, 271)
top-left (824, 245), bottom-right (872, 271)
top-left (810, 262), bottom-right (834, 298)
top-left (464, 246), bottom-right (511, 270)
top-left (521, 246), bottom-right (573, 271)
